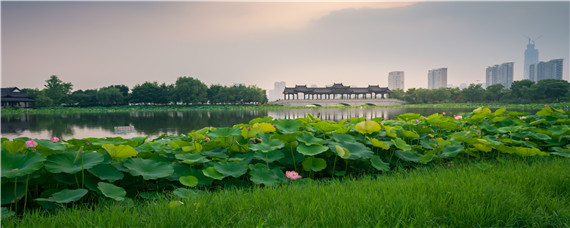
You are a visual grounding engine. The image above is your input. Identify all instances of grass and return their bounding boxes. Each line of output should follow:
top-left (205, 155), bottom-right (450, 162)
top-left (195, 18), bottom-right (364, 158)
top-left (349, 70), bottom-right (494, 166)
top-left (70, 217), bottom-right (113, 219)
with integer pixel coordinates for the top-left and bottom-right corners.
top-left (3, 157), bottom-right (569, 227)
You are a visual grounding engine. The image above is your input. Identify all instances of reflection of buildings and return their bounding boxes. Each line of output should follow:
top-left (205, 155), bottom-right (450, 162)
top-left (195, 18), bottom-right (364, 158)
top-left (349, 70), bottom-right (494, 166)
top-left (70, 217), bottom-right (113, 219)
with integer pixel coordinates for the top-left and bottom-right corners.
top-left (427, 68), bottom-right (447, 89)
top-left (1, 115), bottom-right (31, 134)
top-left (486, 62), bottom-right (514, 88)
top-left (529, 59), bottom-right (564, 82)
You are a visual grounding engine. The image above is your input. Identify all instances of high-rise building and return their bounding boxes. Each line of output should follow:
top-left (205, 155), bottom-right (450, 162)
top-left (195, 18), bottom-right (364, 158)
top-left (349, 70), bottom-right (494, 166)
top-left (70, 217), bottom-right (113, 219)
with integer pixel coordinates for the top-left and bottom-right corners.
top-left (529, 59), bottom-right (564, 82)
top-left (486, 62), bottom-right (514, 88)
top-left (427, 68), bottom-right (447, 89)
top-left (267, 81), bottom-right (286, 101)
top-left (524, 39), bottom-right (539, 80)
top-left (388, 71), bottom-right (405, 90)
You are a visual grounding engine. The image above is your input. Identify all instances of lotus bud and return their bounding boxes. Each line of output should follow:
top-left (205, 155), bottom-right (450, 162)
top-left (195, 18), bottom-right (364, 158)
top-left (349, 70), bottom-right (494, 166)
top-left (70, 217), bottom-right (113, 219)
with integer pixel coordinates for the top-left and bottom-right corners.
top-left (205, 138), bottom-right (210, 142)
top-left (50, 136), bottom-right (60, 143)
top-left (25, 139), bottom-right (38, 148)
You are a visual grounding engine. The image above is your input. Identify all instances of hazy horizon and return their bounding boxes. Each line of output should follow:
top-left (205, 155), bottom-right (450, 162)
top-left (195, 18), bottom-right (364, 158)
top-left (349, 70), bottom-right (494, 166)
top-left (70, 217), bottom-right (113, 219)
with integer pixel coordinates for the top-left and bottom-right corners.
top-left (2, 1), bottom-right (569, 92)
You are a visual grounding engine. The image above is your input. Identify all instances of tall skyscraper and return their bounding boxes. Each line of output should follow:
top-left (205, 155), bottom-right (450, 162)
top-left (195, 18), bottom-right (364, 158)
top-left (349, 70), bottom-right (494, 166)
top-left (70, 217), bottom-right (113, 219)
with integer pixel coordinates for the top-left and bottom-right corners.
top-left (486, 62), bottom-right (514, 88)
top-left (524, 39), bottom-right (539, 80)
top-left (388, 71), bottom-right (405, 90)
top-left (428, 68), bottom-right (447, 89)
top-left (529, 59), bottom-right (564, 82)
top-left (268, 81), bottom-right (286, 101)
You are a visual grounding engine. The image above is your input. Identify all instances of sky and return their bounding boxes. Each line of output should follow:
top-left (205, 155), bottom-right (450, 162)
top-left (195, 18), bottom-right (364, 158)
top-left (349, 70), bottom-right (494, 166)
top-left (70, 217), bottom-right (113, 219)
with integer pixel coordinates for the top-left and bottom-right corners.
top-left (2, 1), bottom-right (569, 93)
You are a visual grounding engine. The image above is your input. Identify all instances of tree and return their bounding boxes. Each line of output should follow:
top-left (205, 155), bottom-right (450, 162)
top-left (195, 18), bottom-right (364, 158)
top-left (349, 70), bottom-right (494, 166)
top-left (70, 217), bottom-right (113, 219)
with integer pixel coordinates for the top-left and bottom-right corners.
top-left (533, 79), bottom-right (570, 102)
top-left (130, 82), bottom-right (162, 104)
top-left (208, 84), bottom-right (224, 104)
top-left (388, 89), bottom-right (404, 100)
top-left (70, 89), bottom-right (98, 107)
top-left (485, 84), bottom-right (505, 102)
top-left (97, 87), bottom-right (124, 106)
top-left (44, 75), bottom-right (73, 106)
top-left (23, 88), bottom-right (53, 107)
top-left (172, 77), bottom-right (208, 104)
top-left (510, 80), bottom-right (535, 101)
top-left (462, 84), bottom-right (486, 102)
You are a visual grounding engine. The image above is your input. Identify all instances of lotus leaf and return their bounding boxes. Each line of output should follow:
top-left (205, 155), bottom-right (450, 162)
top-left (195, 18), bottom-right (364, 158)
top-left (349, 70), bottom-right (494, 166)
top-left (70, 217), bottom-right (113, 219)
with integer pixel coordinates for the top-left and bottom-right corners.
top-left (395, 150), bottom-right (420, 163)
top-left (330, 141), bottom-right (373, 160)
top-left (253, 150), bottom-right (285, 163)
top-left (45, 150), bottom-right (104, 174)
top-left (207, 127), bottom-right (241, 138)
top-left (331, 133), bottom-right (356, 143)
top-left (311, 121), bottom-right (342, 132)
top-left (302, 157), bottom-right (327, 172)
top-left (334, 145), bottom-right (351, 159)
top-left (273, 119), bottom-right (302, 134)
top-left (173, 188), bottom-right (199, 200)
top-left (88, 164), bottom-right (124, 182)
top-left (383, 126), bottom-right (398, 138)
top-left (393, 138), bottom-right (411, 151)
top-left (420, 140), bottom-right (435, 150)
top-left (550, 147), bottom-right (570, 158)
top-left (355, 120), bottom-right (381, 134)
top-left (473, 144), bottom-right (492, 152)
top-left (369, 138), bottom-right (390, 150)
top-left (102, 144), bottom-right (138, 161)
top-left (1, 151), bottom-right (46, 178)
top-left (401, 130), bottom-right (420, 139)
top-left (440, 144), bottom-right (464, 158)
top-left (419, 153), bottom-right (435, 164)
top-left (98, 182), bottom-right (126, 201)
top-left (35, 189), bottom-right (88, 203)
top-left (370, 155), bottom-right (390, 171)
top-left (175, 153), bottom-right (210, 164)
top-left (473, 107), bottom-right (492, 114)
top-left (531, 133), bottom-right (552, 141)
top-left (35, 139), bottom-right (70, 153)
top-left (1, 140), bottom-right (25, 153)
top-left (213, 161), bottom-right (248, 178)
top-left (201, 147), bottom-right (229, 159)
top-left (123, 158), bottom-right (174, 180)
top-left (179, 176), bottom-right (199, 187)
top-left (296, 133), bottom-right (324, 146)
top-left (202, 167), bottom-right (225, 180)
top-left (249, 116), bottom-right (274, 125)
top-left (242, 126), bottom-right (264, 138)
top-left (2, 207), bottom-right (15, 218)
top-left (1, 182), bottom-right (26, 204)
top-left (248, 163), bottom-right (280, 186)
top-left (248, 139), bottom-right (284, 153)
top-left (297, 144), bottom-right (329, 156)
top-left (255, 123), bottom-right (276, 133)
top-left (397, 113), bottom-right (421, 122)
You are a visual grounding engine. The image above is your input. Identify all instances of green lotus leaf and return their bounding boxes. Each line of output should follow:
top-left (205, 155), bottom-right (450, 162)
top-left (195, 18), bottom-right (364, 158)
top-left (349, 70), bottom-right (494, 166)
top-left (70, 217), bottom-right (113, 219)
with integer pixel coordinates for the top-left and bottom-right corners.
top-left (207, 127), bottom-right (242, 138)
top-left (495, 145), bottom-right (549, 157)
top-left (1, 182), bottom-right (26, 205)
top-left (213, 161), bottom-right (249, 178)
top-left (473, 107), bottom-right (492, 114)
top-left (397, 113), bottom-right (421, 122)
top-left (175, 153), bottom-right (210, 164)
top-left (102, 144), bottom-right (138, 162)
top-left (296, 133), bottom-right (324, 146)
top-left (98, 182), bottom-right (126, 201)
top-left (249, 163), bottom-right (280, 186)
top-left (550, 147), bottom-right (570, 158)
top-left (419, 153), bottom-right (435, 164)
top-left (302, 157), bottom-right (327, 172)
top-left (273, 119), bottom-right (302, 134)
top-left (202, 167), bottom-right (225, 180)
top-left (493, 107), bottom-right (506, 116)
top-left (165, 163), bottom-right (194, 181)
top-left (548, 126), bottom-right (569, 136)
top-left (311, 121), bottom-right (342, 133)
top-left (172, 188), bottom-right (199, 200)
top-left (297, 144), bottom-right (329, 156)
top-left (472, 144), bottom-right (492, 152)
top-left (531, 133), bottom-right (552, 141)
top-left (401, 130), bottom-right (420, 139)
top-left (35, 189), bottom-right (88, 203)
top-left (45, 150), bottom-right (104, 174)
top-left (123, 158), bottom-right (174, 180)
top-left (331, 133), bottom-right (356, 143)
top-left (248, 139), bottom-right (284, 153)
top-left (440, 144), bottom-right (464, 158)
top-left (35, 139), bottom-right (70, 152)
top-left (369, 138), bottom-right (390, 150)
top-left (370, 155), bottom-right (390, 171)
top-left (1, 151), bottom-right (46, 178)
top-left (393, 138), bottom-right (412, 151)
top-left (253, 150), bottom-right (285, 163)
top-left (1, 140), bottom-right (25, 153)
top-left (330, 141), bottom-right (373, 160)
top-left (383, 126), bottom-right (398, 138)
top-left (334, 145), bottom-right (351, 159)
top-left (395, 150), bottom-right (420, 163)
top-left (355, 120), bottom-right (381, 134)
top-left (188, 169), bottom-right (214, 187)
top-left (179, 176), bottom-right (199, 187)
top-left (201, 147), bottom-right (229, 159)
top-left (241, 126), bottom-right (264, 139)
top-left (88, 164), bottom-right (124, 182)
top-left (2, 207), bottom-right (15, 218)
top-left (420, 140), bottom-right (435, 150)
top-left (497, 126), bottom-right (524, 133)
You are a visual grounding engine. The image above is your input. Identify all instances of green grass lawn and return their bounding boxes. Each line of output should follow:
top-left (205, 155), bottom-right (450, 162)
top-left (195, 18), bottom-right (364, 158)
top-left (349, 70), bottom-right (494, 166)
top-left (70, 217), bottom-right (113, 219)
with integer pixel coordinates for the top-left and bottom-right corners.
top-left (3, 157), bottom-right (568, 227)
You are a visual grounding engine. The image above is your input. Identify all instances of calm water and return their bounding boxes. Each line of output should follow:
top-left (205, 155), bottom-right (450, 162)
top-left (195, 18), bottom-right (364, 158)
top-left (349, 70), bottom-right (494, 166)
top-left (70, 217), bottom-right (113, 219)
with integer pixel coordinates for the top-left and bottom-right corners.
top-left (1, 107), bottom-right (534, 140)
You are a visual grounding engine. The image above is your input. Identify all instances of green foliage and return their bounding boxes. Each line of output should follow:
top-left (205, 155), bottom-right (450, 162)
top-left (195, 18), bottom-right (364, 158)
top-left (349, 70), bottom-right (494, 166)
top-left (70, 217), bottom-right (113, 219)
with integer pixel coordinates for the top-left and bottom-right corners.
top-left (98, 182), bottom-right (126, 201)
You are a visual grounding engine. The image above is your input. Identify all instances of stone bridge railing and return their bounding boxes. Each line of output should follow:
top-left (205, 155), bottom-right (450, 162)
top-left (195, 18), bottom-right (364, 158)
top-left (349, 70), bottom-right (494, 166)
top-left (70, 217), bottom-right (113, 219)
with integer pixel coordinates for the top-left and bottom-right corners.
top-left (268, 98), bottom-right (406, 107)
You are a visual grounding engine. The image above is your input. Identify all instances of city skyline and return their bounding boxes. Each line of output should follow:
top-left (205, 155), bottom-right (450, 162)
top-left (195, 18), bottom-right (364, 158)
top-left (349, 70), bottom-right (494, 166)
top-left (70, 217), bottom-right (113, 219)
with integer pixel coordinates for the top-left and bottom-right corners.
top-left (2, 1), bottom-right (569, 93)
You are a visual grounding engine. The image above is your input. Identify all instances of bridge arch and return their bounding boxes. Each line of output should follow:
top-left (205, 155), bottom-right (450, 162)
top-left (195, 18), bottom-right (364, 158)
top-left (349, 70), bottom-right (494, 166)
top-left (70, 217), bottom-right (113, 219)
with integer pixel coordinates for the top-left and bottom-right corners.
top-left (365, 103), bottom-right (376, 106)
top-left (337, 103), bottom-right (351, 106)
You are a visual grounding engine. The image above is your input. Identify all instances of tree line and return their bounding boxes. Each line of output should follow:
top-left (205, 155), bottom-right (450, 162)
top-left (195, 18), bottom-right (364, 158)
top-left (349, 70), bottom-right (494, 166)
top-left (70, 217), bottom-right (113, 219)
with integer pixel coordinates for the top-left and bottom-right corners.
top-left (23, 75), bottom-right (268, 107)
top-left (389, 79), bottom-right (570, 104)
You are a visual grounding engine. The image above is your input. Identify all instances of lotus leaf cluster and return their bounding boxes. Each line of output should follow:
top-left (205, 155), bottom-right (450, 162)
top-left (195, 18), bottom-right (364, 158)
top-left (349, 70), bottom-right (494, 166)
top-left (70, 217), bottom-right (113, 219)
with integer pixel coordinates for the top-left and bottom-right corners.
top-left (2, 107), bottom-right (569, 215)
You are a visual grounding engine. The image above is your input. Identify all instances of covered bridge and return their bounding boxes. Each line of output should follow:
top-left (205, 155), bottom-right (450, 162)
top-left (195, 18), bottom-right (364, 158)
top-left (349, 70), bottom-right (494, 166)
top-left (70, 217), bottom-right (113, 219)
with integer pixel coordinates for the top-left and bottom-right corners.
top-left (283, 83), bottom-right (392, 100)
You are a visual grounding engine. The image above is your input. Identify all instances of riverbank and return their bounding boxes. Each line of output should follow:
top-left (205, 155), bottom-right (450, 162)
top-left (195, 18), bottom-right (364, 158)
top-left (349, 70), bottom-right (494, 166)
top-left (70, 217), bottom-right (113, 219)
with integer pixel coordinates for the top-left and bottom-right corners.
top-left (2, 157), bottom-right (568, 227)
top-left (2, 102), bottom-right (568, 116)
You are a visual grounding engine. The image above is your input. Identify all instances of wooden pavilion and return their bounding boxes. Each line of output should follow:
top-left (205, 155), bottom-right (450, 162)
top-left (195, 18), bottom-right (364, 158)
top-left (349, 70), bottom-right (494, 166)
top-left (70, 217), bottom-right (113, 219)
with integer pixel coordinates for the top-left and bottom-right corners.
top-left (283, 83), bottom-right (391, 100)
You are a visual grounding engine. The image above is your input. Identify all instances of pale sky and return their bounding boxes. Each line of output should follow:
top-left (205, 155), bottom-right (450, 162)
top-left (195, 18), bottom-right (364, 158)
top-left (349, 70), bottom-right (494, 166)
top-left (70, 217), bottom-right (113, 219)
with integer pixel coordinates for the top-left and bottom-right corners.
top-left (2, 1), bottom-right (569, 92)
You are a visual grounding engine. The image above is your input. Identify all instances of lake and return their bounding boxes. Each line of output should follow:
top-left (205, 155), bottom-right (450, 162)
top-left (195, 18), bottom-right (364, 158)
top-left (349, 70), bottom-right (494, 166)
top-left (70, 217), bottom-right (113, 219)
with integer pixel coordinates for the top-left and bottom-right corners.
top-left (1, 107), bottom-right (535, 140)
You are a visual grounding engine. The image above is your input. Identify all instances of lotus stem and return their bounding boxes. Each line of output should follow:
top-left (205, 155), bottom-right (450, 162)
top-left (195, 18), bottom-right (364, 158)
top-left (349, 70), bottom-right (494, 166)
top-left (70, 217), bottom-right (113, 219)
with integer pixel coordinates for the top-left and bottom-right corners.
top-left (266, 153), bottom-right (269, 168)
top-left (331, 155), bottom-right (338, 178)
top-left (14, 176), bottom-right (18, 213)
top-left (74, 174), bottom-right (80, 188)
top-left (23, 174), bottom-right (29, 212)
top-left (290, 144), bottom-right (297, 171)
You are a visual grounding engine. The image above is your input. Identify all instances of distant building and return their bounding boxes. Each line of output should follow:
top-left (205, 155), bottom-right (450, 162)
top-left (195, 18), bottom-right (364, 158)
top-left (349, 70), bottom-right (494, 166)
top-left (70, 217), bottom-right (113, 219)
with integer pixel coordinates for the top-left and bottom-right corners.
top-left (428, 68), bottom-right (447, 89)
top-left (524, 39), bottom-right (539, 80)
top-left (1, 87), bottom-right (35, 108)
top-left (529, 59), bottom-right (564, 82)
top-left (486, 62), bottom-right (514, 88)
top-left (267, 81), bottom-right (286, 101)
top-left (459, 83), bottom-right (468, 89)
top-left (234, 83), bottom-right (245, 87)
top-left (388, 71), bottom-right (405, 90)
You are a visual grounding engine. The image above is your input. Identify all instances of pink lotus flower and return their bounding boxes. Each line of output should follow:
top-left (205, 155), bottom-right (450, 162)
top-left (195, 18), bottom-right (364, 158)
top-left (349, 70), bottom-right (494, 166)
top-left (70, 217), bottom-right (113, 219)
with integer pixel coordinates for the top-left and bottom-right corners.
top-left (50, 136), bottom-right (60, 143)
top-left (285, 171), bottom-right (302, 181)
top-left (415, 119), bottom-right (419, 123)
top-left (545, 104), bottom-right (549, 107)
top-left (25, 139), bottom-right (38, 148)
top-left (442, 112), bottom-right (446, 115)
top-left (454, 116), bottom-right (463, 120)
top-left (205, 138), bottom-right (210, 142)
top-left (247, 126), bottom-right (251, 131)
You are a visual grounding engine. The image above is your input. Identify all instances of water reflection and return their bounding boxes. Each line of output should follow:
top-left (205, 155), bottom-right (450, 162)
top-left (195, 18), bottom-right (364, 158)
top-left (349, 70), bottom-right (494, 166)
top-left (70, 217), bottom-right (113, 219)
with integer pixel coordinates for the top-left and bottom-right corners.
top-left (1, 107), bottom-right (533, 139)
